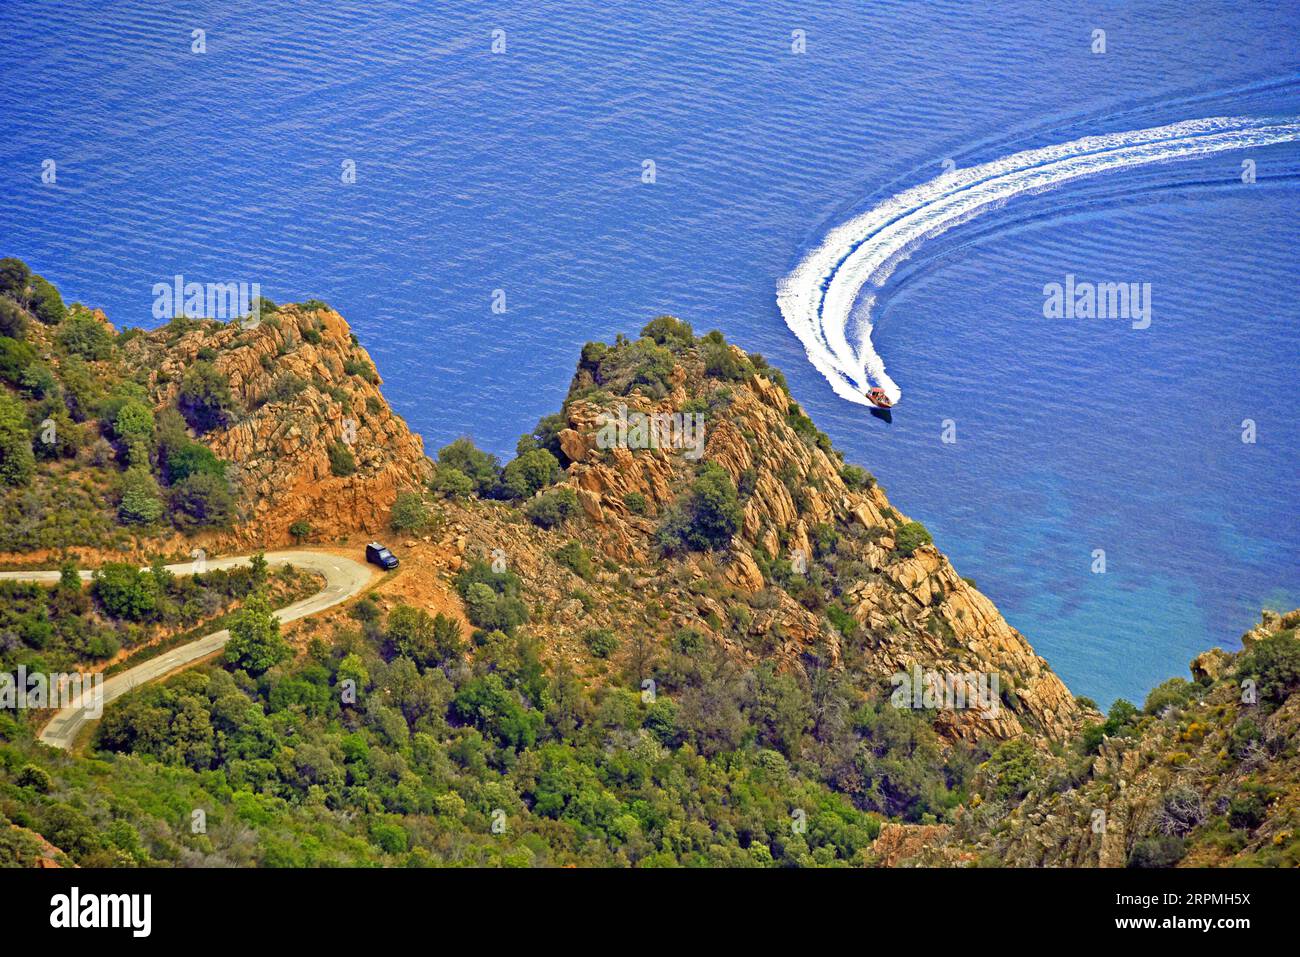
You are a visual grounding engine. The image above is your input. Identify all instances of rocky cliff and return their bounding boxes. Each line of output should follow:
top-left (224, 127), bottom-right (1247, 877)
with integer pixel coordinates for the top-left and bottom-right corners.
top-left (906, 609), bottom-right (1300, 867)
top-left (420, 323), bottom-right (1086, 745)
top-left (121, 304), bottom-right (432, 548)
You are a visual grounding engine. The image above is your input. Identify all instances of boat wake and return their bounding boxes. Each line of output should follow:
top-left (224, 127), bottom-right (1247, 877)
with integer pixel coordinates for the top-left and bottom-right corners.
top-left (777, 116), bottom-right (1300, 408)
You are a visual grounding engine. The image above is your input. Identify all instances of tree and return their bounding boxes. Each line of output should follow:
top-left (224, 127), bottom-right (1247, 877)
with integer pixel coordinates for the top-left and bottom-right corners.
top-left (249, 551), bottom-right (269, 589)
top-left (390, 492), bottom-right (428, 533)
top-left (436, 437), bottom-right (499, 495)
top-left (687, 463), bottom-right (741, 549)
top-left (526, 411), bottom-right (568, 463)
top-left (1236, 630), bottom-right (1300, 711)
top-left (224, 594), bottom-right (288, 674)
top-left (29, 275), bottom-right (67, 325)
top-left (177, 361), bottom-right (235, 432)
top-left (57, 312), bottom-right (113, 360)
top-left (431, 613), bottom-right (465, 664)
top-left (452, 674), bottom-right (543, 749)
top-left (19, 361), bottom-right (58, 400)
top-left (289, 519), bottom-right (312, 542)
top-left (93, 563), bottom-right (159, 620)
top-left (431, 466), bottom-right (473, 499)
top-left (640, 314), bottom-right (694, 346)
top-left (386, 604), bottom-right (436, 662)
top-left (118, 466), bottom-right (165, 524)
top-left (113, 400), bottom-right (154, 466)
top-left (500, 448), bottom-right (560, 499)
top-left (0, 336), bottom-right (36, 384)
top-left (163, 439), bottom-right (225, 485)
top-left (170, 471), bottom-right (233, 529)
top-left (525, 487), bottom-right (577, 528)
top-left (0, 296), bottom-right (27, 339)
top-left (0, 393), bottom-right (34, 486)
top-left (656, 463), bottom-right (740, 553)
top-left (0, 258), bottom-right (32, 303)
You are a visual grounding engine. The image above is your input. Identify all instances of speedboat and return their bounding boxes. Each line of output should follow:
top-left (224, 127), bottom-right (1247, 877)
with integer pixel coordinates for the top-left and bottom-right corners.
top-left (864, 387), bottom-right (894, 410)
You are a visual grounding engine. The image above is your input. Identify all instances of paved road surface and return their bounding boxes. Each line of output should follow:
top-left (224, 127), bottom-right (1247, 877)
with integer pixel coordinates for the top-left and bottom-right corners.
top-left (0, 550), bottom-right (374, 750)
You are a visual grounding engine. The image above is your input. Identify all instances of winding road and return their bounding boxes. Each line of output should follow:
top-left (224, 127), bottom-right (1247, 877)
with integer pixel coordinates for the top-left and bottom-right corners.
top-left (0, 550), bottom-right (376, 750)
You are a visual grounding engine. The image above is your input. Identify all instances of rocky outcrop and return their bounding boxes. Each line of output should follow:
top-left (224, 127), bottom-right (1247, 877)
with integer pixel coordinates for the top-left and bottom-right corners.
top-left (538, 338), bottom-right (1084, 743)
top-left (123, 305), bottom-right (432, 547)
top-left (932, 609), bottom-right (1300, 868)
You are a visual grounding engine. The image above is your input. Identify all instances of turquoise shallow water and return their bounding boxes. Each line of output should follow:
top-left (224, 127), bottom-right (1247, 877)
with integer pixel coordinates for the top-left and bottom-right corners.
top-left (1, 0), bottom-right (1296, 705)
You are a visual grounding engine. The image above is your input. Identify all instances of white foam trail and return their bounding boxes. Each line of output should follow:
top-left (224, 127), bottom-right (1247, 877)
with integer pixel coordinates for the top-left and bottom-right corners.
top-left (778, 116), bottom-right (1300, 407)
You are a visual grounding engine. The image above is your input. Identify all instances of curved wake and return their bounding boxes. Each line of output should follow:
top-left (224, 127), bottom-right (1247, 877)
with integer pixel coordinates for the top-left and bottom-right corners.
top-left (778, 116), bottom-right (1300, 407)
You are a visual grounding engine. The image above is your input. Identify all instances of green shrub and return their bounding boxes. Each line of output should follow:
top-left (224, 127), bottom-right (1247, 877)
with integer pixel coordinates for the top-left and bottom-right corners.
top-left (163, 440), bottom-right (225, 485)
top-left (0, 258), bottom-right (32, 302)
top-left (177, 361), bottom-right (235, 432)
top-left (93, 563), bottom-right (159, 620)
top-left (984, 738), bottom-right (1038, 801)
top-left (702, 340), bottom-right (751, 381)
top-left (431, 466), bottom-right (474, 499)
top-left (170, 471), bottom-right (234, 530)
top-left (1228, 783), bottom-right (1272, 831)
top-left (1143, 677), bottom-right (1195, 715)
top-left (840, 464), bottom-right (876, 490)
top-left (656, 462), bottom-right (740, 553)
top-left (554, 541), bottom-right (594, 580)
top-left (390, 492), bottom-right (429, 532)
top-left (436, 437), bottom-right (499, 495)
top-left (0, 296), bottom-right (27, 339)
top-left (223, 593), bottom-right (288, 674)
top-left (15, 764), bottom-right (52, 792)
top-left (584, 628), bottom-right (619, 659)
top-left (463, 583), bottom-right (528, 635)
top-left (0, 392), bottom-right (34, 486)
top-left (452, 674), bottom-right (543, 749)
top-left (526, 487), bottom-right (578, 529)
top-left (57, 313), bottom-right (114, 360)
top-left (113, 400), bottom-right (154, 465)
top-left (500, 448), bottom-right (560, 499)
top-left (1236, 629), bottom-right (1300, 711)
top-left (343, 358), bottom-right (377, 382)
top-left (622, 491), bottom-right (647, 515)
top-left (640, 314), bottom-right (694, 347)
top-left (1128, 835), bottom-right (1186, 868)
top-left (454, 559), bottom-right (528, 635)
top-left (893, 521), bottom-right (933, 557)
top-left (118, 466), bottom-right (165, 524)
top-left (0, 336), bottom-right (37, 383)
top-left (268, 373), bottom-right (308, 402)
top-left (289, 519), bottom-right (312, 542)
top-left (29, 275), bottom-right (67, 325)
top-left (18, 361), bottom-right (58, 399)
top-left (328, 441), bottom-right (357, 477)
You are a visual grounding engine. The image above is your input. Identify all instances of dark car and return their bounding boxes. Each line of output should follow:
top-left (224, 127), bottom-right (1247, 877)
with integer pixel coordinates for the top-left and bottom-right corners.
top-left (365, 542), bottom-right (399, 570)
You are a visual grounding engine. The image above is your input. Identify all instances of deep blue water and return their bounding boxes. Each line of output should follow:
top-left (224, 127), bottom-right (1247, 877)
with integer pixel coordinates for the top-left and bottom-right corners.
top-left (2, 0), bottom-right (1297, 706)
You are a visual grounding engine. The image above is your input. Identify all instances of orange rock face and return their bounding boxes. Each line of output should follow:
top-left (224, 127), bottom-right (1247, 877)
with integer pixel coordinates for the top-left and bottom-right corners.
top-left (124, 305), bottom-right (432, 548)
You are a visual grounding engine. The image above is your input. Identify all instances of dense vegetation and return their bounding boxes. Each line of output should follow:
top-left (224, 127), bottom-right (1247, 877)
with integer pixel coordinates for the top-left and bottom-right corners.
top-left (0, 257), bottom-right (239, 550)
top-left (0, 575), bottom-right (1003, 866)
top-left (0, 555), bottom-right (316, 676)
